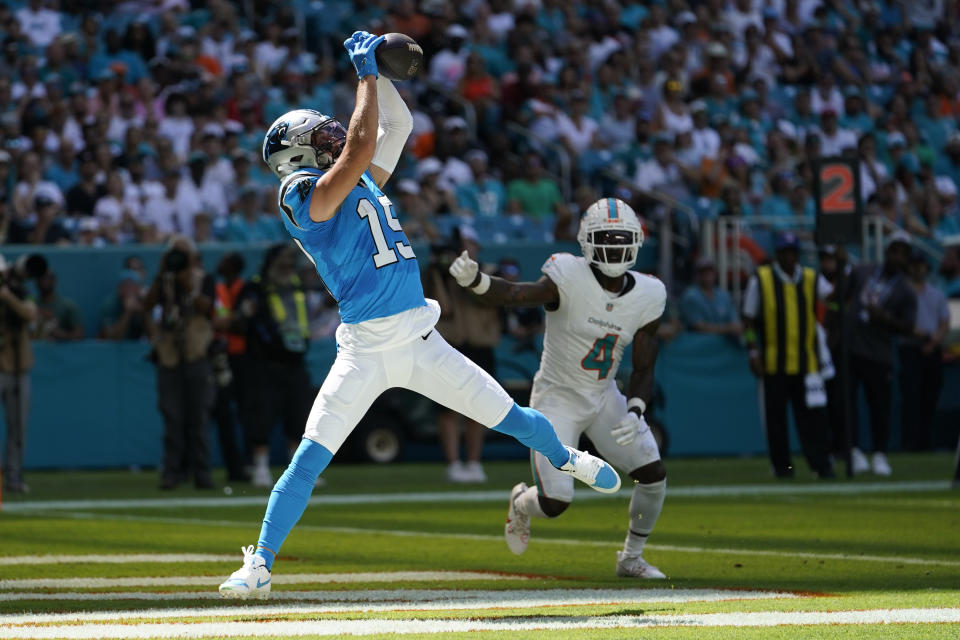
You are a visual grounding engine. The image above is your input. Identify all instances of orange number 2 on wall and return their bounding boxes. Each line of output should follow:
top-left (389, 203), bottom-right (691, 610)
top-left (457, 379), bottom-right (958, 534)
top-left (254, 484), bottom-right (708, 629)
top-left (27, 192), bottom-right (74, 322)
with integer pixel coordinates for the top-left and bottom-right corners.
top-left (821, 164), bottom-right (855, 213)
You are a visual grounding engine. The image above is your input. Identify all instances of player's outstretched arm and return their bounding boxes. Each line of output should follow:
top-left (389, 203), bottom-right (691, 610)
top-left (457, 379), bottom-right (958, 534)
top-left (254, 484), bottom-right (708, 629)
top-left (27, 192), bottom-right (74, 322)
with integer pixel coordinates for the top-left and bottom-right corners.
top-left (309, 32), bottom-right (383, 223)
top-left (626, 318), bottom-right (661, 419)
top-left (448, 250), bottom-right (560, 307)
top-left (368, 76), bottom-right (413, 188)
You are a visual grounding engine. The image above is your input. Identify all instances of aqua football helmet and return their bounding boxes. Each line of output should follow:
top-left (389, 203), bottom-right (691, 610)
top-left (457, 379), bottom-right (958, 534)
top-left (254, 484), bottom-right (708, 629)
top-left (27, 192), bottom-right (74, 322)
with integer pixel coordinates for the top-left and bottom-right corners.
top-left (262, 109), bottom-right (346, 179)
top-left (578, 198), bottom-right (644, 278)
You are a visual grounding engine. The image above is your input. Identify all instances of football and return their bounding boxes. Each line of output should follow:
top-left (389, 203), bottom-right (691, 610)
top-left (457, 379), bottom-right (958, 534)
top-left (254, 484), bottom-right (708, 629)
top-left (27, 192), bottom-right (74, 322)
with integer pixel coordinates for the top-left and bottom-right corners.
top-left (375, 32), bottom-right (423, 82)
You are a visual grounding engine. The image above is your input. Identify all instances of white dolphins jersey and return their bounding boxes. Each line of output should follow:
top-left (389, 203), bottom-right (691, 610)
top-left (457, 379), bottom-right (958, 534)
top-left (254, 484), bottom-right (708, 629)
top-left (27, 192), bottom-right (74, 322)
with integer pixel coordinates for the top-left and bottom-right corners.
top-left (533, 253), bottom-right (666, 395)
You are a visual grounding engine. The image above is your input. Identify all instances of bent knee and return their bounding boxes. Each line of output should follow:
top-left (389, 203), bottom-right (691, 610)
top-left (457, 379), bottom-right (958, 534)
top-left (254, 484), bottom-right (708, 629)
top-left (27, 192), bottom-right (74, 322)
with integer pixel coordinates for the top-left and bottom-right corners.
top-left (629, 460), bottom-right (666, 484)
top-left (538, 495), bottom-right (571, 518)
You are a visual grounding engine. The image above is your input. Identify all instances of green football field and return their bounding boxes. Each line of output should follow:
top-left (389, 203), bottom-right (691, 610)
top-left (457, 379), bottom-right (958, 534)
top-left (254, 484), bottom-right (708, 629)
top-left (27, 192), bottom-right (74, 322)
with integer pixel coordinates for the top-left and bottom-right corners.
top-left (1, 453), bottom-right (958, 639)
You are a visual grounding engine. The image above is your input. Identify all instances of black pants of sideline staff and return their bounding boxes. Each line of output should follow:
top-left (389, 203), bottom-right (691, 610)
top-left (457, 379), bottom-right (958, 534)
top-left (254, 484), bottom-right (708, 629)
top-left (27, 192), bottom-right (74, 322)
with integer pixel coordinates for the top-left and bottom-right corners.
top-left (899, 344), bottom-right (943, 451)
top-left (761, 374), bottom-right (834, 478)
top-left (847, 353), bottom-right (892, 454)
top-left (158, 359), bottom-right (214, 489)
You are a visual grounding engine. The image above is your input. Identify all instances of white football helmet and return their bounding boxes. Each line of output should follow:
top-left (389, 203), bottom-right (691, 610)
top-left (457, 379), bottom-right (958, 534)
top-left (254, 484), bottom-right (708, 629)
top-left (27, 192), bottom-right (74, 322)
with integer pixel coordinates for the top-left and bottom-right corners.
top-left (262, 109), bottom-right (346, 179)
top-left (577, 198), bottom-right (644, 278)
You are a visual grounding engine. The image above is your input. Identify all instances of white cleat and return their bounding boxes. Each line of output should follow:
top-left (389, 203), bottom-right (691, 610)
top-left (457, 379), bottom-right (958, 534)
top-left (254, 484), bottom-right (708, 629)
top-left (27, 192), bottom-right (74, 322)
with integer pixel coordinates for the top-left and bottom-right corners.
top-left (616, 551), bottom-right (667, 579)
top-left (850, 448), bottom-right (870, 475)
top-left (251, 466), bottom-right (273, 488)
top-left (558, 446), bottom-right (621, 493)
top-left (871, 452), bottom-right (892, 476)
top-left (218, 545), bottom-right (272, 599)
top-left (463, 461), bottom-right (488, 483)
top-left (505, 482), bottom-right (531, 555)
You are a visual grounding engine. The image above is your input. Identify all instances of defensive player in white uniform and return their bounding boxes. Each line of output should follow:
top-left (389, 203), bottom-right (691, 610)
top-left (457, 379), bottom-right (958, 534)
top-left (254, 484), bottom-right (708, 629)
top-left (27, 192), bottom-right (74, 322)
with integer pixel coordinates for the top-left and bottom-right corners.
top-left (450, 197), bottom-right (668, 578)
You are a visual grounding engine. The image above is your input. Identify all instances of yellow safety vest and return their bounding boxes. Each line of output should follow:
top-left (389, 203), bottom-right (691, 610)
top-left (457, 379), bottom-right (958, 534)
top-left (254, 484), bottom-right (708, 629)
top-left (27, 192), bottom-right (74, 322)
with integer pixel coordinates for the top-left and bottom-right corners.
top-left (258, 276), bottom-right (310, 352)
top-left (757, 264), bottom-right (819, 375)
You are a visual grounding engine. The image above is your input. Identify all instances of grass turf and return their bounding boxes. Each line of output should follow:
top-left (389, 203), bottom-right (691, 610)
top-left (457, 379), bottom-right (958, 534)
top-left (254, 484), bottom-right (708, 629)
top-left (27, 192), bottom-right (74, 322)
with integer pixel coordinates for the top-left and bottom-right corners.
top-left (1, 453), bottom-right (957, 639)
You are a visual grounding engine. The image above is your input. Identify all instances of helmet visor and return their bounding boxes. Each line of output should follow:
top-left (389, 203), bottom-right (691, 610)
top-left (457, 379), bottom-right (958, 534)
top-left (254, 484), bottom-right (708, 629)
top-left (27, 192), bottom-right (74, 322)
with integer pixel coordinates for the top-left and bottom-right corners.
top-left (589, 229), bottom-right (638, 266)
top-left (308, 120), bottom-right (346, 167)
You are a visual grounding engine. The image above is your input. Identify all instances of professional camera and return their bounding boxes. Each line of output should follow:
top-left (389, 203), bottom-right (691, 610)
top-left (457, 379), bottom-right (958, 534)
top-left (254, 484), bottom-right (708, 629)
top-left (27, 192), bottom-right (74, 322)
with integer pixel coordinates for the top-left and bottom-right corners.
top-left (0, 253), bottom-right (48, 289)
top-left (162, 248), bottom-right (190, 273)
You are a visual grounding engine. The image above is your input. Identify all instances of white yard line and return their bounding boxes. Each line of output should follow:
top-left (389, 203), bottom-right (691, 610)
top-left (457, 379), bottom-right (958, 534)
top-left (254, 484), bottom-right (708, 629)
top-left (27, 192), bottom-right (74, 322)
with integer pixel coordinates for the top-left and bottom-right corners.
top-left (2, 480), bottom-right (950, 512)
top-left (0, 554), bottom-right (235, 566)
top-left (0, 571), bottom-right (527, 591)
top-left (32, 510), bottom-right (960, 570)
top-left (1, 608), bottom-right (958, 638)
top-left (0, 588), bottom-right (796, 623)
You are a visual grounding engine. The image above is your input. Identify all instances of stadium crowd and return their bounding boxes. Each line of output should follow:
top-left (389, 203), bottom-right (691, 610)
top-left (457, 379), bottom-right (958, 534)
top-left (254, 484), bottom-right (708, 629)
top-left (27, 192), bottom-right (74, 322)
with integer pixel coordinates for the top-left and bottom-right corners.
top-left (0, 0), bottom-right (957, 256)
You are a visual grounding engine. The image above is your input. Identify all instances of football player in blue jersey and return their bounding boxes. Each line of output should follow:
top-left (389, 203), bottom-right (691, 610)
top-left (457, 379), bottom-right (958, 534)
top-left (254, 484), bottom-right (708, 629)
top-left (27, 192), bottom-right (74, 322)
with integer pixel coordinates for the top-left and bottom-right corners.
top-left (218, 31), bottom-right (621, 599)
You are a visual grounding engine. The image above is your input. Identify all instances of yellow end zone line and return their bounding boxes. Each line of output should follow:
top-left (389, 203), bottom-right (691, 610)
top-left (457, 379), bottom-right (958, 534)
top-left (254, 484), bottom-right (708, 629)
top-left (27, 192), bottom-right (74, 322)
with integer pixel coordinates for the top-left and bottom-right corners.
top-left (21, 510), bottom-right (960, 570)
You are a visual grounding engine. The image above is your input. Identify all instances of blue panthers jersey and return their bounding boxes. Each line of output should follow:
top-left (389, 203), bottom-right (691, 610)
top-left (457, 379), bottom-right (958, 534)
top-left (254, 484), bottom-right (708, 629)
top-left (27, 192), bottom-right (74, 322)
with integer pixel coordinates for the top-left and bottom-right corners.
top-left (277, 168), bottom-right (425, 324)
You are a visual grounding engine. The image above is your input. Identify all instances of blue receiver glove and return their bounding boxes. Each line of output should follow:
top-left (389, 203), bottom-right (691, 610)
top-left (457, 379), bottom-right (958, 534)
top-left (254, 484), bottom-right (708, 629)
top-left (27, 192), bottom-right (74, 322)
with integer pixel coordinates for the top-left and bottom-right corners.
top-left (343, 30), bottom-right (385, 79)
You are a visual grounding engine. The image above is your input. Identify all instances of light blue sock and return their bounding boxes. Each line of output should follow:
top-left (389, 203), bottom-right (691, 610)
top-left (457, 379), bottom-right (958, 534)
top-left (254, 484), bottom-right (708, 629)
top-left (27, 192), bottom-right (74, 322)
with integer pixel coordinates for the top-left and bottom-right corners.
top-left (255, 438), bottom-right (333, 571)
top-left (492, 404), bottom-right (570, 468)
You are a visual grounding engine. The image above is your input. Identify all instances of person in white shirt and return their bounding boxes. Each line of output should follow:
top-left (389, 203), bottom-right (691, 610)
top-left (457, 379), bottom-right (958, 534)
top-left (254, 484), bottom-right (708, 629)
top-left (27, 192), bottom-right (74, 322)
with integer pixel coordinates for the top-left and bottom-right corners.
top-left (94, 171), bottom-right (139, 243)
top-left (635, 135), bottom-right (683, 195)
top-left (124, 155), bottom-right (164, 214)
top-left (141, 171), bottom-right (183, 238)
top-left (817, 110), bottom-right (857, 157)
top-left (157, 94), bottom-right (194, 160)
top-left (16, 0), bottom-right (61, 48)
top-left (810, 73), bottom-right (844, 116)
top-left (647, 4), bottom-right (679, 59)
top-left (429, 24), bottom-right (469, 90)
top-left (176, 153), bottom-right (226, 235)
top-left (690, 101), bottom-right (721, 160)
top-left (556, 91), bottom-right (600, 157)
top-left (252, 23), bottom-right (289, 81)
top-left (437, 117), bottom-right (473, 191)
top-left (725, 0), bottom-right (763, 38)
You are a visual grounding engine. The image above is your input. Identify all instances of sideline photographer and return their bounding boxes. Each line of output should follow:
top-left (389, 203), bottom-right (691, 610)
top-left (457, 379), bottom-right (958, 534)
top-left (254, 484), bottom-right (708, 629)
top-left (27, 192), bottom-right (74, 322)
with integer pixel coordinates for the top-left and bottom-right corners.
top-left (0, 253), bottom-right (46, 493)
top-left (144, 236), bottom-right (215, 490)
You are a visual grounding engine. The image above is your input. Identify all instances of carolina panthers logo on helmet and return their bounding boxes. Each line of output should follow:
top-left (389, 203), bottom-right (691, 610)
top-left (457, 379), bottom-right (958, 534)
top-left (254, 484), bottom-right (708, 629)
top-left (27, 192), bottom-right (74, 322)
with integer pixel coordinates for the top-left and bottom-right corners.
top-left (262, 110), bottom-right (346, 179)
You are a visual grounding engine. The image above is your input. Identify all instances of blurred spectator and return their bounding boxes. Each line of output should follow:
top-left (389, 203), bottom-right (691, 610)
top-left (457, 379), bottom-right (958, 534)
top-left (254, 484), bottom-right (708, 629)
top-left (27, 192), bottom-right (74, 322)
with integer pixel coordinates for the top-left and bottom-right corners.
top-left (144, 236), bottom-right (215, 490)
top-left (437, 117), bottom-right (472, 191)
top-left (9, 192), bottom-right (70, 245)
top-left (65, 150), bottom-right (102, 218)
top-left (816, 110), bottom-right (857, 157)
top-left (899, 251), bottom-right (949, 452)
top-left (422, 227), bottom-right (498, 483)
top-left (94, 171), bottom-right (137, 243)
top-left (16, 0), bottom-right (61, 48)
top-left (141, 170), bottom-right (183, 240)
top-left (430, 24), bottom-right (469, 90)
top-left (679, 258), bottom-right (741, 337)
top-left (100, 268), bottom-right (146, 340)
top-left (455, 150), bottom-right (506, 218)
top-left (235, 244), bottom-right (313, 488)
top-left (211, 252), bottom-right (250, 483)
top-left (32, 270), bottom-right (83, 341)
top-left (14, 151), bottom-right (64, 219)
top-left (843, 232), bottom-right (917, 477)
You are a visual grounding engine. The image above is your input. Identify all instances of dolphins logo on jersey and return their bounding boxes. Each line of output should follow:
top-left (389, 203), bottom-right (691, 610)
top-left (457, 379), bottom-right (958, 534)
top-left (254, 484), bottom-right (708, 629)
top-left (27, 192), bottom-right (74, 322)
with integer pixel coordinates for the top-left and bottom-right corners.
top-left (578, 198), bottom-right (644, 278)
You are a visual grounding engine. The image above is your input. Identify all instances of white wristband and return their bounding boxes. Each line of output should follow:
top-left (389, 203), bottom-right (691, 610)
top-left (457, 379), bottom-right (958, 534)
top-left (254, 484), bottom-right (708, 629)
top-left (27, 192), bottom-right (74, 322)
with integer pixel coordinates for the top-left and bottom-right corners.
top-left (626, 397), bottom-right (646, 415)
top-left (470, 272), bottom-right (490, 295)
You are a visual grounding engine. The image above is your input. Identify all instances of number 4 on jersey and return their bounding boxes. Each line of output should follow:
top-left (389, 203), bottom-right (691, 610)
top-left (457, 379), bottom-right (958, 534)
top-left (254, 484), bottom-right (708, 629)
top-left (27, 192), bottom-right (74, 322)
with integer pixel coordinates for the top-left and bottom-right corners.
top-left (581, 334), bottom-right (618, 379)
